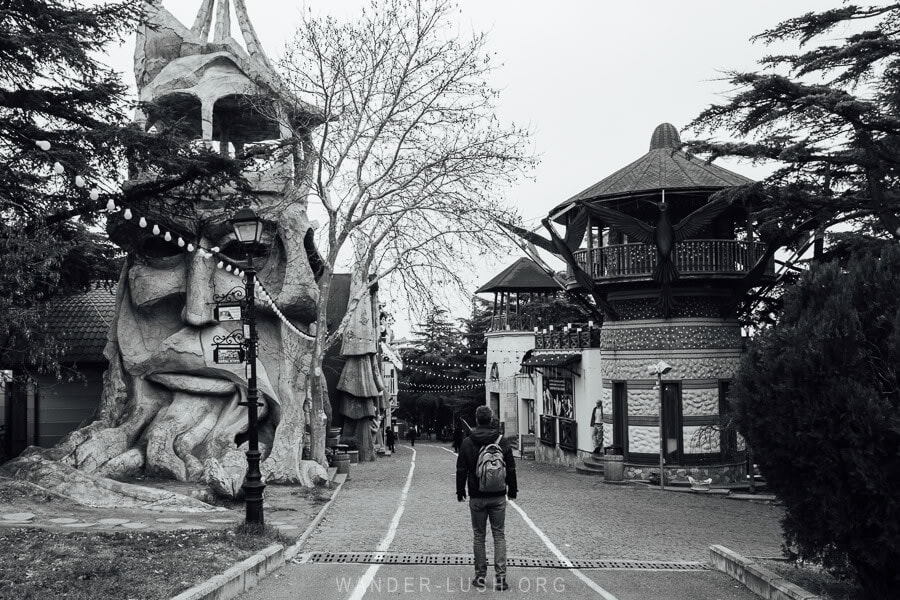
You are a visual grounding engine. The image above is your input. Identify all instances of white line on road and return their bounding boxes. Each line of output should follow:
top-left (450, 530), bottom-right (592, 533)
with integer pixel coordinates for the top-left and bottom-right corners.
top-left (439, 446), bottom-right (457, 455)
top-left (346, 445), bottom-right (417, 600)
top-left (509, 500), bottom-right (619, 600)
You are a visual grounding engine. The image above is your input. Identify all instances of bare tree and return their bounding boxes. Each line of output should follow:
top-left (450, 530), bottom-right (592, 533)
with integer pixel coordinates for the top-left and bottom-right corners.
top-left (276, 0), bottom-right (534, 462)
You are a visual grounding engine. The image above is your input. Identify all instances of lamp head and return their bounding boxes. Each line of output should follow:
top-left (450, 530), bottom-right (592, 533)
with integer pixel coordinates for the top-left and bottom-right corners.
top-left (230, 207), bottom-right (263, 245)
top-left (647, 360), bottom-right (673, 376)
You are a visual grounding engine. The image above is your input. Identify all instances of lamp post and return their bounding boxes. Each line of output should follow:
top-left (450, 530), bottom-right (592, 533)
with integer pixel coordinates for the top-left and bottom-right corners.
top-left (648, 360), bottom-right (672, 491)
top-left (231, 207), bottom-right (265, 525)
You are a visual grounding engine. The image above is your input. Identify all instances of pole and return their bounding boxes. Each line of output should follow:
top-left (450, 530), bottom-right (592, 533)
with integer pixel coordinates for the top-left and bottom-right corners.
top-left (658, 373), bottom-right (665, 491)
top-left (243, 260), bottom-right (265, 525)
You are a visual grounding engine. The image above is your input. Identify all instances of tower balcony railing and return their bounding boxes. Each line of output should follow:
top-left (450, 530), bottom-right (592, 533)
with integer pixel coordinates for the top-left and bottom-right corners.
top-left (533, 326), bottom-right (601, 349)
top-left (569, 239), bottom-right (773, 282)
top-left (489, 313), bottom-right (539, 332)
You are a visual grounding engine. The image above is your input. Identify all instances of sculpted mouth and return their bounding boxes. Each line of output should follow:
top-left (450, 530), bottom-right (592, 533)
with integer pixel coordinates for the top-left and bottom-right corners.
top-left (147, 373), bottom-right (237, 395)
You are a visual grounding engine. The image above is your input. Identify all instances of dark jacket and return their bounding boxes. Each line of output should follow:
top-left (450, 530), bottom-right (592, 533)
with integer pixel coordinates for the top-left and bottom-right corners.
top-left (456, 425), bottom-right (518, 499)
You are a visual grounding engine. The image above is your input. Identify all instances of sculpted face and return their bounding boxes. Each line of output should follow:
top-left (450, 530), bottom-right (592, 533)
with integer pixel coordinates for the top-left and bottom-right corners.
top-left (105, 200), bottom-right (319, 484)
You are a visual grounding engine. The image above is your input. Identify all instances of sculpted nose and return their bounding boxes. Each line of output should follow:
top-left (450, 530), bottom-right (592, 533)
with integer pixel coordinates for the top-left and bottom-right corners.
top-left (182, 246), bottom-right (216, 327)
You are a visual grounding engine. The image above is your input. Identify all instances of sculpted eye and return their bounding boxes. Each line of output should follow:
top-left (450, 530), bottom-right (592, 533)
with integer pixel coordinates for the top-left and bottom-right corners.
top-left (137, 236), bottom-right (182, 259)
top-left (218, 240), bottom-right (271, 263)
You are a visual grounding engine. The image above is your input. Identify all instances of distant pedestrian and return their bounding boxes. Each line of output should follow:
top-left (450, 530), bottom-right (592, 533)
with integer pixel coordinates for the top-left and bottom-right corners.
top-left (590, 399), bottom-right (605, 454)
top-left (386, 427), bottom-right (395, 453)
top-left (408, 425), bottom-right (417, 447)
top-left (456, 406), bottom-right (517, 591)
top-left (452, 425), bottom-right (464, 452)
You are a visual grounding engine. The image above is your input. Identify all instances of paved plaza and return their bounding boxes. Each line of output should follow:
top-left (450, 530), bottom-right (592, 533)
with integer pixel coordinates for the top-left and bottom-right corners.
top-left (240, 440), bottom-right (785, 600)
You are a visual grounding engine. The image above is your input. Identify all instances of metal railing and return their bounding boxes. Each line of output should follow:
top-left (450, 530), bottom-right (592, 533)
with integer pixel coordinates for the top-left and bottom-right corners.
top-left (533, 327), bottom-right (600, 349)
top-left (571, 240), bottom-right (772, 280)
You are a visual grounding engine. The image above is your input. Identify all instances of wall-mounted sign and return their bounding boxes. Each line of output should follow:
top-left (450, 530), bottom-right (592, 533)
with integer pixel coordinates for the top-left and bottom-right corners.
top-left (543, 376), bottom-right (574, 419)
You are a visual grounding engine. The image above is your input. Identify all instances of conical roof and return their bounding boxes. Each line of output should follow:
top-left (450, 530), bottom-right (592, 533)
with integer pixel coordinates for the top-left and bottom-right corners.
top-left (476, 258), bottom-right (561, 293)
top-left (550, 123), bottom-right (752, 215)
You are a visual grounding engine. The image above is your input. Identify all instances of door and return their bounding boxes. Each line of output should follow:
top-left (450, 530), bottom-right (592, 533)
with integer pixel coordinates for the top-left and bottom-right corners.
top-left (661, 382), bottom-right (683, 464)
top-left (6, 380), bottom-right (27, 457)
top-left (612, 381), bottom-right (627, 452)
top-left (523, 399), bottom-right (535, 434)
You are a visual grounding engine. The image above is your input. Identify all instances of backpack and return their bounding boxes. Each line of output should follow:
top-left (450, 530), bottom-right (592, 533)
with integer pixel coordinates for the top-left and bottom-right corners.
top-left (476, 434), bottom-right (507, 493)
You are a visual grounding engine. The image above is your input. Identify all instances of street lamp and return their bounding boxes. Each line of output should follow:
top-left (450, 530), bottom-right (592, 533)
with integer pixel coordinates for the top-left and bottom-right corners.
top-left (648, 360), bottom-right (672, 491)
top-left (231, 206), bottom-right (265, 525)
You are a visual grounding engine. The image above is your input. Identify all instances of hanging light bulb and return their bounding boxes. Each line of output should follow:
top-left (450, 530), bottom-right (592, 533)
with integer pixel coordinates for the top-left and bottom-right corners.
top-left (89, 189), bottom-right (99, 201)
top-left (53, 161), bottom-right (64, 174)
top-left (177, 237), bottom-right (185, 247)
top-left (35, 140), bottom-right (51, 151)
top-left (211, 247), bottom-right (220, 253)
top-left (138, 217), bottom-right (147, 228)
top-left (187, 243), bottom-right (195, 252)
top-left (106, 199), bottom-right (116, 212)
top-left (74, 175), bottom-right (85, 188)
top-left (164, 232), bottom-right (172, 242)
top-left (226, 264), bottom-right (233, 272)
top-left (123, 208), bottom-right (133, 220)
top-left (217, 261), bottom-right (224, 269)
top-left (152, 224), bottom-right (160, 235)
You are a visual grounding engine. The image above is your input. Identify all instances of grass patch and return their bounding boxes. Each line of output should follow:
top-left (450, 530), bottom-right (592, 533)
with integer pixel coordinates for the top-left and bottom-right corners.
top-left (757, 559), bottom-right (862, 600)
top-left (0, 525), bottom-right (283, 600)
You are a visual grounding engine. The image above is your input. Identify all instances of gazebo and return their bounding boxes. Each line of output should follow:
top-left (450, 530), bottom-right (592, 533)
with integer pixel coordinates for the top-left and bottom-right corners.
top-left (475, 257), bottom-right (562, 332)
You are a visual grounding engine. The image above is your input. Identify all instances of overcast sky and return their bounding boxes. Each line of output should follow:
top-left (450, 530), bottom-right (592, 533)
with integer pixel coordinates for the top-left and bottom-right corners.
top-left (105, 0), bottom-right (834, 335)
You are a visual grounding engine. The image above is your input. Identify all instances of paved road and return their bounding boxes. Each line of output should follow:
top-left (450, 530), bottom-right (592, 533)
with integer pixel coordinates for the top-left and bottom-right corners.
top-left (241, 441), bottom-right (785, 599)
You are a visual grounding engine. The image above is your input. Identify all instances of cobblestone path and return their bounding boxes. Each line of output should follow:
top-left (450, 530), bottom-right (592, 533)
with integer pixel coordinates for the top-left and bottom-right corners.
top-left (241, 440), bottom-right (783, 599)
top-left (307, 442), bottom-right (784, 563)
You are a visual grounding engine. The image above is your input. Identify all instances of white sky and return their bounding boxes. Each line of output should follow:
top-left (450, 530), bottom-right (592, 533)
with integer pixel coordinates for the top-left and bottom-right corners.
top-left (102, 0), bottom-right (833, 336)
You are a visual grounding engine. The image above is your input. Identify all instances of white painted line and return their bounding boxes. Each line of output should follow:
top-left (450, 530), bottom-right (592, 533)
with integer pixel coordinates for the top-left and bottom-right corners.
top-left (509, 500), bottom-right (618, 600)
top-left (346, 446), bottom-right (417, 600)
top-left (439, 446), bottom-right (458, 455)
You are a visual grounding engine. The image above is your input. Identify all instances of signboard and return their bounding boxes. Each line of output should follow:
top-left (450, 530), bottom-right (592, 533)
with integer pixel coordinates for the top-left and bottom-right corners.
top-left (215, 304), bottom-right (243, 321)
top-left (542, 376), bottom-right (574, 419)
top-left (213, 346), bottom-right (245, 364)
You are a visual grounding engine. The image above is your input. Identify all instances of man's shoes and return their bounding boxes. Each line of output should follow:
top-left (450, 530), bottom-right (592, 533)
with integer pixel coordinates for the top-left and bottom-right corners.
top-left (495, 577), bottom-right (509, 591)
top-left (472, 576), bottom-right (486, 589)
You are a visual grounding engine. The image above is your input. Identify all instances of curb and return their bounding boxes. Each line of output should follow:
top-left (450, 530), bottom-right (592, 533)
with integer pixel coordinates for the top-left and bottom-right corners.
top-left (171, 471), bottom-right (349, 600)
top-left (710, 545), bottom-right (822, 600)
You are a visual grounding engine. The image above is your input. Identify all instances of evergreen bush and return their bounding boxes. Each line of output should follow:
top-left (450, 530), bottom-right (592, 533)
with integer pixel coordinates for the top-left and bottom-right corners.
top-left (731, 245), bottom-right (900, 600)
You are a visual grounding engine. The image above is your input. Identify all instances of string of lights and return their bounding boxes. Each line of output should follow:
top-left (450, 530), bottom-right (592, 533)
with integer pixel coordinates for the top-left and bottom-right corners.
top-left (399, 381), bottom-right (485, 391)
top-left (403, 365), bottom-right (485, 381)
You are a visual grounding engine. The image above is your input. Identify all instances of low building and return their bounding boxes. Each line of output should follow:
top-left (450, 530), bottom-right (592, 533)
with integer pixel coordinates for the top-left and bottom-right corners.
top-left (1, 283), bottom-right (116, 458)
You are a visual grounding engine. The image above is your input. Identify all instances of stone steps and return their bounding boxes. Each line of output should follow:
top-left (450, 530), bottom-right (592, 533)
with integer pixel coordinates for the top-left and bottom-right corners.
top-left (575, 454), bottom-right (605, 476)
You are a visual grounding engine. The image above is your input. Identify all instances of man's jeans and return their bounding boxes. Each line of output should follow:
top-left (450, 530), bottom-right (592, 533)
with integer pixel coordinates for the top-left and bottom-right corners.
top-left (469, 495), bottom-right (507, 577)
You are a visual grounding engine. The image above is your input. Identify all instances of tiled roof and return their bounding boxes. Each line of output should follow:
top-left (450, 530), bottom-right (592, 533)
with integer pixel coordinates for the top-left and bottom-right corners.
top-left (476, 258), bottom-right (562, 293)
top-left (44, 283), bottom-right (117, 364)
top-left (551, 123), bottom-right (753, 215)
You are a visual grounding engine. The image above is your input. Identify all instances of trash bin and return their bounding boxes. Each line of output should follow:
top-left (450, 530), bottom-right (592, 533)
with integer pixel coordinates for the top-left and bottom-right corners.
top-left (603, 445), bottom-right (624, 482)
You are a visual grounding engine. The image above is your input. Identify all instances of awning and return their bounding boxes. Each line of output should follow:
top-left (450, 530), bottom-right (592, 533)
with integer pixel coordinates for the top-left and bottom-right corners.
top-left (521, 351), bottom-right (581, 368)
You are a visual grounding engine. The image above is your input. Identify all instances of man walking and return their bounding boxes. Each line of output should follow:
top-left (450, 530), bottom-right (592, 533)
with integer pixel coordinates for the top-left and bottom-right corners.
top-left (386, 426), bottom-right (395, 453)
top-left (456, 406), bottom-right (517, 591)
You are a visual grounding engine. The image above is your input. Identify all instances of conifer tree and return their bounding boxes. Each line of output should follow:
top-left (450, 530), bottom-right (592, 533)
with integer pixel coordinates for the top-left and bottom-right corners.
top-left (687, 3), bottom-right (900, 325)
top-left (1, 0), bottom-right (248, 377)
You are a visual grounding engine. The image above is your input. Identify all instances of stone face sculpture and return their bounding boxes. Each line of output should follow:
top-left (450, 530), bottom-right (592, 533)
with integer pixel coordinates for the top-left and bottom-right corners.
top-left (0, 1), bottom-right (326, 507)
